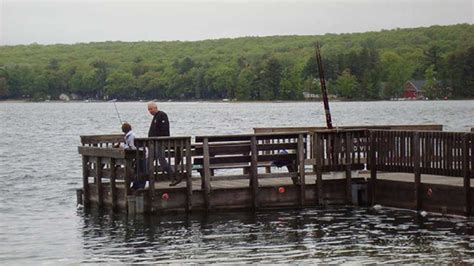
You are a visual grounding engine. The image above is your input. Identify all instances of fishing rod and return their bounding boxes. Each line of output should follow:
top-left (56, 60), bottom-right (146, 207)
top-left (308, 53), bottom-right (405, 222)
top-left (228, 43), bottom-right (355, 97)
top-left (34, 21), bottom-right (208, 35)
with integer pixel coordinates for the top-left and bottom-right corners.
top-left (112, 100), bottom-right (123, 126)
top-left (315, 43), bottom-right (333, 129)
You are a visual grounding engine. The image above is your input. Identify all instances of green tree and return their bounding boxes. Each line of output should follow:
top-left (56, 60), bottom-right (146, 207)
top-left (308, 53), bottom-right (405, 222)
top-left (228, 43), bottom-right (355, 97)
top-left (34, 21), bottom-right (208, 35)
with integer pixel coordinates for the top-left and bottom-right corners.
top-left (70, 69), bottom-right (97, 99)
top-left (380, 51), bottom-right (414, 99)
top-left (236, 67), bottom-right (254, 100)
top-left (205, 65), bottom-right (236, 99)
top-left (132, 56), bottom-right (149, 78)
top-left (0, 67), bottom-right (9, 98)
top-left (445, 46), bottom-right (474, 98)
top-left (137, 71), bottom-right (166, 99)
top-left (279, 67), bottom-right (303, 100)
top-left (90, 59), bottom-right (109, 99)
top-left (105, 71), bottom-right (136, 99)
top-left (334, 69), bottom-right (359, 99)
top-left (422, 65), bottom-right (440, 99)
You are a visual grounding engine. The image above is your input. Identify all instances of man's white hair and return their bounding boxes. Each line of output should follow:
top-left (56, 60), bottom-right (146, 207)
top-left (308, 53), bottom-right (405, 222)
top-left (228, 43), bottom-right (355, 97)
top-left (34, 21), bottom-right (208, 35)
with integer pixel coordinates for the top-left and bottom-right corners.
top-left (147, 101), bottom-right (157, 108)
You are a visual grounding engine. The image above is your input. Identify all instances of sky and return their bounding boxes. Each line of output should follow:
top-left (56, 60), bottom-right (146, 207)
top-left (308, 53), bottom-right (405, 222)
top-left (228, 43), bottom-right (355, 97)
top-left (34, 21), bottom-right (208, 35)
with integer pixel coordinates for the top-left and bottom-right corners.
top-left (0, 0), bottom-right (473, 45)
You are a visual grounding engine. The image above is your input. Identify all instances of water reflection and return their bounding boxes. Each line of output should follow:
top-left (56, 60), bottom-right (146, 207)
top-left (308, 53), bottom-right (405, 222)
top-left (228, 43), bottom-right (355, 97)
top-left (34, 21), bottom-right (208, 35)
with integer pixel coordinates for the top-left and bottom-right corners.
top-left (79, 206), bottom-right (474, 263)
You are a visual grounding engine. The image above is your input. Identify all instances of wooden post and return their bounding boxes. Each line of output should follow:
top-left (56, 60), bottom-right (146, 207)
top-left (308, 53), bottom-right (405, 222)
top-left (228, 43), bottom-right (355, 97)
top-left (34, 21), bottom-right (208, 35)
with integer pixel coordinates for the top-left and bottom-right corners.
top-left (264, 139), bottom-right (271, 174)
top-left (345, 133), bottom-right (352, 204)
top-left (250, 136), bottom-right (259, 210)
top-left (148, 140), bottom-right (155, 207)
top-left (413, 132), bottom-right (422, 211)
top-left (462, 134), bottom-right (471, 216)
top-left (110, 158), bottom-right (117, 210)
top-left (127, 195), bottom-right (136, 215)
top-left (298, 134), bottom-right (306, 207)
top-left (203, 138), bottom-right (212, 211)
top-left (185, 138), bottom-right (193, 212)
top-left (95, 157), bottom-right (103, 207)
top-left (370, 131), bottom-right (377, 205)
top-left (124, 157), bottom-right (133, 202)
top-left (76, 189), bottom-right (83, 206)
top-left (82, 156), bottom-right (90, 206)
top-left (315, 134), bottom-right (324, 205)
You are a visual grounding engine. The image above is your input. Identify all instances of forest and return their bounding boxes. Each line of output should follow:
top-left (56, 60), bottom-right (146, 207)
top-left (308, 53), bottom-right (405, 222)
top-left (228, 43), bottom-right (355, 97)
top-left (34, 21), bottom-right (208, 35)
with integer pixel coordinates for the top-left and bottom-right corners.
top-left (0, 24), bottom-right (473, 101)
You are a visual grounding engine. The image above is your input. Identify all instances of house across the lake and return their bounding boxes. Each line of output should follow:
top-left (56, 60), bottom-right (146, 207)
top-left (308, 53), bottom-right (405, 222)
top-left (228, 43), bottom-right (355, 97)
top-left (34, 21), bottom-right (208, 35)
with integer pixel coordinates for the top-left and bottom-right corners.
top-left (403, 80), bottom-right (425, 99)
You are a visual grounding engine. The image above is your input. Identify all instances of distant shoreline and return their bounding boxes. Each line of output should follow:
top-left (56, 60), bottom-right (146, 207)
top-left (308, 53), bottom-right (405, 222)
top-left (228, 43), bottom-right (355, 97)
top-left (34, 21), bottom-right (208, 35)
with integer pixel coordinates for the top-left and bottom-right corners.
top-left (1, 98), bottom-right (473, 103)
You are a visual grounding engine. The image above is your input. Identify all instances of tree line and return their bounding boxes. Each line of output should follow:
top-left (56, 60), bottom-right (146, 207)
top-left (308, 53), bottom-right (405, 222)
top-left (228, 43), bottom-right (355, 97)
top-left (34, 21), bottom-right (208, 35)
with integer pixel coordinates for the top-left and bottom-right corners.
top-left (0, 24), bottom-right (473, 101)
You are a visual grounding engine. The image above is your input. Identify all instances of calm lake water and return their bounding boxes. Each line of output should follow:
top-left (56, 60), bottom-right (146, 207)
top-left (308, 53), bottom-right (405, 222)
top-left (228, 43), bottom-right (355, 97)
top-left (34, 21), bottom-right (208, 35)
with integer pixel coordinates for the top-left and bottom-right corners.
top-left (0, 100), bottom-right (473, 263)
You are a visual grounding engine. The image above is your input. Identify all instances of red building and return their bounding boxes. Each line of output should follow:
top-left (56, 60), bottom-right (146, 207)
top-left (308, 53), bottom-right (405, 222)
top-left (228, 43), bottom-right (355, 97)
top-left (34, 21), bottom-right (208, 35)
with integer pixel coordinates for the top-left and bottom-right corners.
top-left (403, 80), bottom-right (425, 99)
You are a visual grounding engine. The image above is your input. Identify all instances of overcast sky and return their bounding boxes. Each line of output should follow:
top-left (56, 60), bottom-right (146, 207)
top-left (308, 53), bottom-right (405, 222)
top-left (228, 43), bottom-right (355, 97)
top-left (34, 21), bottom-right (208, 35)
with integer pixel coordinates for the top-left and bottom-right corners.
top-left (0, 0), bottom-right (472, 45)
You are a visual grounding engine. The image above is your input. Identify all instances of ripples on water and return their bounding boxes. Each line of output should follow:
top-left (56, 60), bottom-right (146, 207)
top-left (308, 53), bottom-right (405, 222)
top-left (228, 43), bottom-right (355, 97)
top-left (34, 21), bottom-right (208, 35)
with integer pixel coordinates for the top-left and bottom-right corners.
top-left (0, 101), bottom-right (473, 263)
top-left (79, 207), bottom-right (474, 264)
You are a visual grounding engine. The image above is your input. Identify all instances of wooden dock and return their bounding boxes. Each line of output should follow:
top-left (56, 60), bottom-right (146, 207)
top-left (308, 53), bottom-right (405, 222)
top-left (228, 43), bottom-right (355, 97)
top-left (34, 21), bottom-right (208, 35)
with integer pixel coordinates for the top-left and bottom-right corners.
top-left (77, 124), bottom-right (473, 216)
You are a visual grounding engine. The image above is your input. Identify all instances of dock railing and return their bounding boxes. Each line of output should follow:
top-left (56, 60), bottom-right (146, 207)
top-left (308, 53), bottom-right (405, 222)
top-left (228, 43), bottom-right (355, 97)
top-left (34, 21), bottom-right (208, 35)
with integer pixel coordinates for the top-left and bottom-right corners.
top-left (307, 129), bottom-right (369, 204)
top-left (78, 134), bottom-right (193, 211)
top-left (369, 130), bottom-right (473, 214)
top-left (79, 134), bottom-right (138, 210)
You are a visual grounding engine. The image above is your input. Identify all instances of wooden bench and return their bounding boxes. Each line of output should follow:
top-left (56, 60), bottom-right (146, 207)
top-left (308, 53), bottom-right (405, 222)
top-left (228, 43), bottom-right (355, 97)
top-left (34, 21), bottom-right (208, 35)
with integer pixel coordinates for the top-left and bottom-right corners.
top-left (193, 133), bottom-right (307, 183)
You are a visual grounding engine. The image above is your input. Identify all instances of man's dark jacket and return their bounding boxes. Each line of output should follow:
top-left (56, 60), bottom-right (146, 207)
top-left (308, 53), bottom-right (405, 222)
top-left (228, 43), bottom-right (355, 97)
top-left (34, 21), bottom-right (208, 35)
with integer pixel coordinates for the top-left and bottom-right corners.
top-left (148, 111), bottom-right (170, 137)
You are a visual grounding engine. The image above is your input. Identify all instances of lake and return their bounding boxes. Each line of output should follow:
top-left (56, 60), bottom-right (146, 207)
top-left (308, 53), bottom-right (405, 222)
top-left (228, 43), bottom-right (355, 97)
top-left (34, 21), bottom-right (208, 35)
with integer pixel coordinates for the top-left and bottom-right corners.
top-left (0, 100), bottom-right (473, 263)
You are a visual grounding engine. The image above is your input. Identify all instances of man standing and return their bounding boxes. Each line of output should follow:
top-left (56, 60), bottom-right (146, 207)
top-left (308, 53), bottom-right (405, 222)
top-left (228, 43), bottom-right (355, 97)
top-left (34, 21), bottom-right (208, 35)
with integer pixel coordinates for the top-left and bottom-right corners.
top-left (147, 102), bottom-right (181, 186)
top-left (147, 102), bottom-right (170, 137)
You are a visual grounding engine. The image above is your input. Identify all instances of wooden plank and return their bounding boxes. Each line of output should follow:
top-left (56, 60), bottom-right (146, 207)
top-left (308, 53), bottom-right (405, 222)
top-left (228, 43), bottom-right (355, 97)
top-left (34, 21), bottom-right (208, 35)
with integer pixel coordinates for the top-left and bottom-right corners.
top-left (345, 133), bottom-right (352, 204)
top-left (471, 133), bottom-right (474, 216)
top-left (258, 142), bottom-right (298, 151)
top-left (110, 158), bottom-right (117, 210)
top-left (195, 143), bottom-right (251, 156)
top-left (196, 135), bottom-right (251, 142)
top-left (258, 172), bottom-right (298, 179)
top-left (186, 139), bottom-right (193, 212)
top-left (95, 157), bottom-right (104, 207)
top-left (148, 140), bottom-right (155, 205)
top-left (194, 155), bottom-right (251, 165)
top-left (298, 134), bottom-right (306, 206)
top-left (80, 134), bottom-right (124, 145)
top-left (462, 134), bottom-right (471, 216)
top-left (370, 131), bottom-right (377, 205)
top-left (82, 156), bottom-right (90, 206)
top-left (195, 132), bottom-right (307, 143)
top-left (124, 157), bottom-right (132, 193)
top-left (315, 134), bottom-right (323, 205)
top-left (211, 174), bottom-right (251, 181)
top-left (250, 136), bottom-right (259, 209)
top-left (78, 146), bottom-right (127, 159)
top-left (413, 132), bottom-right (421, 211)
top-left (258, 154), bottom-right (297, 163)
top-left (203, 138), bottom-right (212, 210)
top-left (136, 136), bottom-right (191, 141)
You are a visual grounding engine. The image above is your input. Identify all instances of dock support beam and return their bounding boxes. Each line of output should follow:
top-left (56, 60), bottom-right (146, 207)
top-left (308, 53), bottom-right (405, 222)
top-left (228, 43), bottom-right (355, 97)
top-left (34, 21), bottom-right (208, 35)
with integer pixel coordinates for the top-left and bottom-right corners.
top-left (250, 136), bottom-right (259, 210)
top-left (315, 134), bottom-right (324, 205)
top-left (203, 138), bottom-right (212, 211)
top-left (370, 131), bottom-right (377, 205)
top-left (95, 157), bottom-right (104, 207)
top-left (76, 189), bottom-right (83, 206)
top-left (298, 134), bottom-right (306, 207)
top-left (463, 134), bottom-right (472, 216)
top-left (413, 132), bottom-right (422, 211)
top-left (110, 158), bottom-right (117, 211)
top-left (345, 133), bottom-right (352, 204)
top-left (82, 156), bottom-right (90, 207)
top-left (186, 140), bottom-right (193, 212)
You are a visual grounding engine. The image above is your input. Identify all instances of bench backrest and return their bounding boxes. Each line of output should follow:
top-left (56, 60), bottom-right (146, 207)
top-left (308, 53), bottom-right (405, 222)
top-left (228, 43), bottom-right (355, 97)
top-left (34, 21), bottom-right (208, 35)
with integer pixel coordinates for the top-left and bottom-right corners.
top-left (194, 132), bottom-right (307, 167)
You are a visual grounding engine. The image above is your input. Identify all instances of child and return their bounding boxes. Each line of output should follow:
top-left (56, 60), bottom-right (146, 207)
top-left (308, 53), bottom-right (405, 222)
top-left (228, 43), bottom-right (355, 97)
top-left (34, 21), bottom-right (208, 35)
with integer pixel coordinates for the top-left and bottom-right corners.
top-left (121, 122), bottom-right (136, 150)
